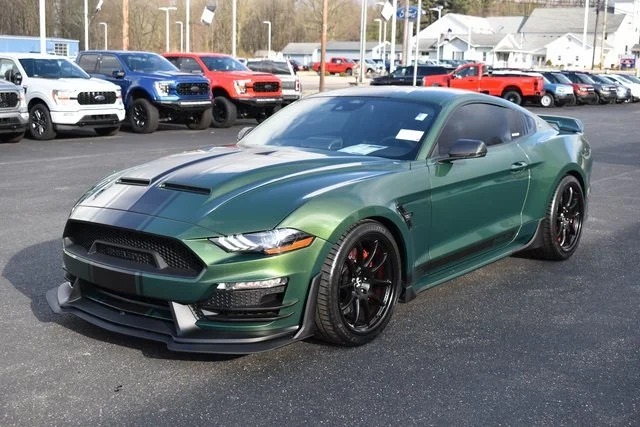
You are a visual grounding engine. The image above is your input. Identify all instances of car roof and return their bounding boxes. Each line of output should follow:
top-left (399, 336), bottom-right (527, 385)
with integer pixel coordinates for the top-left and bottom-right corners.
top-left (0, 52), bottom-right (67, 59)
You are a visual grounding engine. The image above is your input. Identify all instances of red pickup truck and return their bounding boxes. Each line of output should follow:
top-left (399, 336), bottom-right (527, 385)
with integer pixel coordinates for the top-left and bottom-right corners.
top-left (164, 52), bottom-right (283, 128)
top-left (422, 63), bottom-right (544, 105)
top-left (311, 57), bottom-right (358, 76)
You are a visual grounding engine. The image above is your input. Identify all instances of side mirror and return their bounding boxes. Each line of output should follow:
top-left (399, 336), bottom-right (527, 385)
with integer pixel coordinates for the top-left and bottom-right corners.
top-left (445, 139), bottom-right (487, 161)
top-left (12, 72), bottom-right (22, 86)
top-left (237, 126), bottom-right (254, 141)
top-left (112, 70), bottom-right (125, 79)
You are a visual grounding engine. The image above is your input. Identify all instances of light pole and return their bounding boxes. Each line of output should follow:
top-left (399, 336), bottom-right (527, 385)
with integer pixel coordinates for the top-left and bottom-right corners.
top-left (99, 22), bottom-right (108, 49)
top-left (39, 0), bottom-right (46, 54)
top-left (263, 21), bottom-right (271, 58)
top-left (358, 0), bottom-right (368, 83)
top-left (175, 21), bottom-right (184, 52)
top-left (158, 6), bottom-right (177, 52)
top-left (376, 2), bottom-right (388, 63)
top-left (374, 18), bottom-right (383, 60)
top-left (412, 1), bottom-right (422, 86)
top-left (429, 5), bottom-right (442, 64)
top-left (185, 0), bottom-right (190, 52)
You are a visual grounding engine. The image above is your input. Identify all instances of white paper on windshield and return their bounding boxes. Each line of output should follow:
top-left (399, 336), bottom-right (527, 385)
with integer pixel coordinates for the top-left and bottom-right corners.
top-left (339, 144), bottom-right (386, 155)
top-left (396, 129), bottom-right (424, 142)
top-left (415, 113), bottom-right (429, 121)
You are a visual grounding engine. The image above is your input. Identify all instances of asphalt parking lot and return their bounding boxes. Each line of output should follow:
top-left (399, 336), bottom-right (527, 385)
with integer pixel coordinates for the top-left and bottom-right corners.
top-left (1, 98), bottom-right (638, 425)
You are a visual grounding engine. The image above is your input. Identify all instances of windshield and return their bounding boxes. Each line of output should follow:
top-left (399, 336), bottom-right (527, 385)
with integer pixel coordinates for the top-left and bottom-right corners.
top-left (19, 58), bottom-right (89, 79)
top-left (575, 73), bottom-right (595, 84)
top-left (120, 53), bottom-right (177, 72)
top-left (246, 60), bottom-right (291, 75)
top-left (545, 73), bottom-right (572, 84)
top-left (239, 96), bottom-right (440, 161)
top-left (619, 74), bottom-right (640, 84)
top-left (596, 75), bottom-right (615, 84)
top-left (201, 56), bottom-right (248, 72)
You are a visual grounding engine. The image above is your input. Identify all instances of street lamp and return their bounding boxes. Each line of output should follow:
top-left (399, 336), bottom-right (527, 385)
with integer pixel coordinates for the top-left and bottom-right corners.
top-left (99, 22), bottom-right (108, 49)
top-left (175, 21), bottom-right (184, 52)
top-left (374, 18), bottom-right (383, 60)
top-left (263, 21), bottom-right (271, 58)
top-left (429, 5), bottom-right (443, 65)
top-left (158, 6), bottom-right (177, 52)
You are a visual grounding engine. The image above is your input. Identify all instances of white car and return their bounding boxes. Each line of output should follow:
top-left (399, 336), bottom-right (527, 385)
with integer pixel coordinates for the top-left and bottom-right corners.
top-left (0, 53), bottom-right (125, 140)
top-left (245, 59), bottom-right (301, 105)
top-left (605, 73), bottom-right (640, 102)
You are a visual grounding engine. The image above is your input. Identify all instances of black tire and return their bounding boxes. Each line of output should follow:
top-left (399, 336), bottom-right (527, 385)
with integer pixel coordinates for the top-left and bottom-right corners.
top-left (345, 68), bottom-right (353, 76)
top-left (502, 90), bottom-right (522, 105)
top-left (94, 126), bottom-right (120, 137)
top-left (540, 93), bottom-right (554, 108)
top-left (589, 93), bottom-right (600, 105)
top-left (211, 97), bottom-right (237, 128)
top-left (565, 95), bottom-right (577, 106)
top-left (129, 98), bottom-right (159, 134)
top-left (186, 108), bottom-right (213, 130)
top-left (534, 175), bottom-right (585, 261)
top-left (315, 220), bottom-right (401, 346)
top-left (255, 105), bottom-right (281, 124)
top-left (0, 132), bottom-right (24, 143)
top-left (29, 103), bottom-right (56, 140)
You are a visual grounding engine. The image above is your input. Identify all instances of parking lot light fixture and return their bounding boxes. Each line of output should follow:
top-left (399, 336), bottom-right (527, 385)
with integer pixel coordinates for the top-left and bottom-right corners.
top-left (99, 22), bottom-right (108, 49)
top-left (158, 6), bottom-right (177, 52)
top-left (175, 21), bottom-right (184, 52)
top-left (263, 21), bottom-right (271, 58)
top-left (429, 6), bottom-right (443, 64)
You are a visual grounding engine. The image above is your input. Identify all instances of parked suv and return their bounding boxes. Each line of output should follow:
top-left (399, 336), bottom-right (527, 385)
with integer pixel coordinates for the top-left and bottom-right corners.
top-left (76, 51), bottom-right (212, 133)
top-left (245, 59), bottom-right (301, 105)
top-left (535, 71), bottom-right (576, 106)
top-left (0, 53), bottom-right (125, 140)
top-left (562, 71), bottom-right (616, 104)
top-left (0, 75), bottom-right (28, 143)
top-left (164, 53), bottom-right (282, 128)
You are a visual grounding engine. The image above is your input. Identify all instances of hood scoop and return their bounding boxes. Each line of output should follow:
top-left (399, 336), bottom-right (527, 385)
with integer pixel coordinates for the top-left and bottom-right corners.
top-left (117, 177), bottom-right (151, 186)
top-left (160, 182), bottom-right (211, 196)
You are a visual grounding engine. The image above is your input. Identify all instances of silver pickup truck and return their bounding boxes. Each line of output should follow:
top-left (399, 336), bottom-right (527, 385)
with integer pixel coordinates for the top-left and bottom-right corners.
top-left (0, 75), bottom-right (28, 143)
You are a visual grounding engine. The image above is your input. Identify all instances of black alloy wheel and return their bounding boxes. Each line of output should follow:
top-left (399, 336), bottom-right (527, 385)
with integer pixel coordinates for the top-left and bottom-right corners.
top-left (211, 97), bottom-right (237, 128)
top-left (129, 98), bottom-right (159, 134)
top-left (315, 220), bottom-right (401, 346)
top-left (535, 175), bottom-right (585, 260)
top-left (29, 103), bottom-right (56, 140)
top-left (502, 90), bottom-right (522, 105)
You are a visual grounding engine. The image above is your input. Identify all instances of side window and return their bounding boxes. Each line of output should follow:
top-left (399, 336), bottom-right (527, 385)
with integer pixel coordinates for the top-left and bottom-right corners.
top-left (97, 55), bottom-right (121, 76)
top-left (165, 57), bottom-right (179, 67)
top-left (505, 110), bottom-right (536, 140)
top-left (77, 54), bottom-right (99, 73)
top-left (433, 103), bottom-right (512, 157)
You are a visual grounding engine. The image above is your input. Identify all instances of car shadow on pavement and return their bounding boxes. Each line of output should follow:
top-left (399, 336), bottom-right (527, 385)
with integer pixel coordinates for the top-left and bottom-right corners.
top-left (2, 239), bottom-right (241, 361)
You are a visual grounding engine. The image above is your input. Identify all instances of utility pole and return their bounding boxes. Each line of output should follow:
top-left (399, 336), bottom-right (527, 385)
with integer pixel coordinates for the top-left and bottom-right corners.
top-left (320, 0), bottom-right (328, 92)
top-left (600, 0), bottom-right (609, 69)
top-left (591, 0), bottom-right (601, 69)
top-left (123, 0), bottom-right (129, 50)
top-left (402, 0), bottom-right (409, 65)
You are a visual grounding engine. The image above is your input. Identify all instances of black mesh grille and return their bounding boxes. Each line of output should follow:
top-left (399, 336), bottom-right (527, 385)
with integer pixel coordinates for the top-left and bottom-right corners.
top-left (176, 83), bottom-right (210, 96)
top-left (64, 221), bottom-right (204, 277)
top-left (0, 92), bottom-right (19, 108)
top-left (77, 91), bottom-right (117, 105)
top-left (0, 117), bottom-right (20, 125)
top-left (203, 286), bottom-right (286, 310)
top-left (253, 82), bottom-right (280, 93)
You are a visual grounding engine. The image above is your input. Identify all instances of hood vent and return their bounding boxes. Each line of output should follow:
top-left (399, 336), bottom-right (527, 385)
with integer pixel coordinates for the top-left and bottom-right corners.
top-left (117, 177), bottom-right (151, 186)
top-left (256, 151), bottom-right (277, 156)
top-left (160, 182), bottom-right (211, 196)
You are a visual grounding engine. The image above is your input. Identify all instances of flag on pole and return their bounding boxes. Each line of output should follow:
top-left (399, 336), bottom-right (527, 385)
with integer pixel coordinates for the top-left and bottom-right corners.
top-left (380, 1), bottom-right (394, 22)
top-left (201, 4), bottom-right (216, 25)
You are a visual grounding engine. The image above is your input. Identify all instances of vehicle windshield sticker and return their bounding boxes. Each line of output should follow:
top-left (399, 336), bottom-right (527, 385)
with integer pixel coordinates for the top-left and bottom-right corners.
top-left (339, 144), bottom-right (386, 155)
top-left (415, 113), bottom-right (429, 121)
top-left (396, 129), bottom-right (424, 142)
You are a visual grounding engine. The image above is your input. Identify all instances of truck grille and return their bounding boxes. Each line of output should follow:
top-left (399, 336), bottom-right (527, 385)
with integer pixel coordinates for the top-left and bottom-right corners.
top-left (176, 83), bottom-right (210, 96)
top-left (77, 91), bottom-right (117, 105)
top-left (0, 92), bottom-right (19, 108)
top-left (253, 82), bottom-right (280, 93)
top-left (64, 221), bottom-right (205, 277)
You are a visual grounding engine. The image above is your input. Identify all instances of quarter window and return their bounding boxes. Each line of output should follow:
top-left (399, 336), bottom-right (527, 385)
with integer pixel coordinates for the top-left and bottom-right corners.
top-left (97, 55), bottom-right (121, 76)
top-left (77, 54), bottom-right (99, 73)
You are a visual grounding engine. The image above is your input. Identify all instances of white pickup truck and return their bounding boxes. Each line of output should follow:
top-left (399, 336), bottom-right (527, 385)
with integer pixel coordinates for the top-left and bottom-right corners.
top-left (0, 78), bottom-right (28, 143)
top-left (0, 53), bottom-right (125, 140)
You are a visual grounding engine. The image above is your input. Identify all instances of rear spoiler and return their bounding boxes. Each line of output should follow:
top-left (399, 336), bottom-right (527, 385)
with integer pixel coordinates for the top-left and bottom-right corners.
top-left (538, 115), bottom-right (585, 134)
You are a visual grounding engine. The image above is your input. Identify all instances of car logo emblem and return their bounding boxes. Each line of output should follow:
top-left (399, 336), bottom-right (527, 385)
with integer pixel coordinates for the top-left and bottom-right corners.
top-left (264, 85), bottom-right (273, 91)
top-left (190, 86), bottom-right (200, 93)
top-left (94, 94), bottom-right (105, 101)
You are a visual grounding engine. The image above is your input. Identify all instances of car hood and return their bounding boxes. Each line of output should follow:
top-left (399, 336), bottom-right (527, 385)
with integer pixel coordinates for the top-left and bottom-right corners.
top-left (76, 146), bottom-right (400, 235)
top-left (133, 70), bottom-right (209, 82)
top-left (213, 70), bottom-right (280, 82)
top-left (24, 77), bottom-right (120, 90)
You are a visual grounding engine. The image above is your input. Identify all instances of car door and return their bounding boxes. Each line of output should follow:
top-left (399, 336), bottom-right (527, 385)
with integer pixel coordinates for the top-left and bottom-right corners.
top-left (94, 54), bottom-right (130, 94)
top-left (448, 65), bottom-right (481, 92)
top-left (425, 102), bottom-right (530, 269)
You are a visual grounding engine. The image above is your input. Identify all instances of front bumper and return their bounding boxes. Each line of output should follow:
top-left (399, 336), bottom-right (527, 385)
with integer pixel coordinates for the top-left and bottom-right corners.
top-left (50, 107), bottom-right (125, 127)
top-left (235, 97), bottom-right (283, 108)
top-left (156, 99), bottom-right (213, 111)
top-left (0, 112), bottom-right (28, 133)
top-left (47, 274), bottom-right (319, 354)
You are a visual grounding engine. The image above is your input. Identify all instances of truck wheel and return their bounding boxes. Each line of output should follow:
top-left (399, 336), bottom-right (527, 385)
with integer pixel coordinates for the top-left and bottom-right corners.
top-left (29, 103), bottom-right (56, 140)
top-left (540, 93), bottom-right (554, 107)
top-left (0, 131), bottom-right (24, 143)
top-left (255, 105), bottom-right (280, 124)
top-left (211, 97), bottom-right (237, 128)
top-left (345, 68), bottom-right (353, 76)
top-left (564, 95), bottom-right (577, 106)
top-left (502, 90), bottom-right (522, 105)
top-left (129, 98), bottom-right (159, 134)
top-left (94, 126), bottom-right (120, 136)
top-left (186, 108), bottom-right (213, 130)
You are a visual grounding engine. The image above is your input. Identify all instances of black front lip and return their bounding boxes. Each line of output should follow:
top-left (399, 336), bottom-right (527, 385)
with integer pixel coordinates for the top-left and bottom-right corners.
top-left (46, 275), bottom-right (319, 354)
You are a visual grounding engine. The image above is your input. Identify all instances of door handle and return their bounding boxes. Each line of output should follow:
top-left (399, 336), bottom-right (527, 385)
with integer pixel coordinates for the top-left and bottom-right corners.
top-left (510, 161), bottom-right (528, 172)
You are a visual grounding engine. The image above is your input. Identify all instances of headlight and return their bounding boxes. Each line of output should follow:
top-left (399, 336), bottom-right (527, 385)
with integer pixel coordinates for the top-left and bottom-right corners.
top-left (233, 79), bottom-right (251, 95)
top-left (154, 81), bottom-right (172, 96)
top-left (52, 89), bottom-right (76, 104)
top-left (210, 228), bottom-right (314, 255)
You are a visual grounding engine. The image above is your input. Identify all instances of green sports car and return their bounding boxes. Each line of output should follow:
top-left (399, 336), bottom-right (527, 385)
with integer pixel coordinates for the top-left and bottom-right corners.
top-left (47, 87), bottom-right (592, 353)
